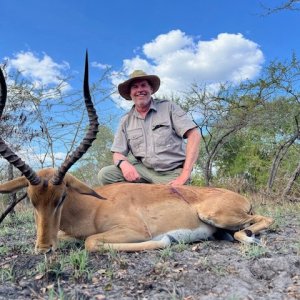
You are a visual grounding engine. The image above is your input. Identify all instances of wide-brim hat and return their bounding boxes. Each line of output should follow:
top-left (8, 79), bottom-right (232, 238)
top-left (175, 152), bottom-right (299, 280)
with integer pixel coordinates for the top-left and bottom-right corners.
top-left (118, 70), bottom-right (160, 100)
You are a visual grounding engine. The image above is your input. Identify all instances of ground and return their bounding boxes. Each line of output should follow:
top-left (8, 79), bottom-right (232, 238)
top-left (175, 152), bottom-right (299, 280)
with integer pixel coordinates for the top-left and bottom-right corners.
top-left (0, 201), bottom-right (299, 300)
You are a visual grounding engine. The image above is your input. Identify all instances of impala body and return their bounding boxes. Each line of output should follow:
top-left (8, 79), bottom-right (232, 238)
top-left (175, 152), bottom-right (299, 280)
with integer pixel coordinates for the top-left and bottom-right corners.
top-left (0, 54), bottom-right (273, 254)
top-left (0, 168), bottom-right (273, 253)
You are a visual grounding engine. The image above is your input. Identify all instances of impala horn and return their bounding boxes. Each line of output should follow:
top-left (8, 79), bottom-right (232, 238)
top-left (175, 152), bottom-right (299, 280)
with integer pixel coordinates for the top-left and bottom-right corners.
top-left (51, 51), bottom-right (99, 185)
top-left (0, 66), bottom-right (41, 185)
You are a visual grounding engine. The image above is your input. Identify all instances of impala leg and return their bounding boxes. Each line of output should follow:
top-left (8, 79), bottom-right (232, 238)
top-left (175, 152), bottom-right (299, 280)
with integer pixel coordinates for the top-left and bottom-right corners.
top-left (85, 228), bottom-right (170, 252)
top-left (57, 230), bottom-right (78, 242)
top-left (86, 239), bottom-right (170, 252)
top-left (233, 214), bottom-right (274, 243)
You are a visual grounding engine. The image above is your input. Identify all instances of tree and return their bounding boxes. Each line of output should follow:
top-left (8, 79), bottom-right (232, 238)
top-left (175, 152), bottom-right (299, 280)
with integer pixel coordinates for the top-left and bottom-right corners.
top-left (261, 0), bottom-right (300, 15)
top-left (0, 60), bottom-right (115, 223)
top-left (282, 161), bottom-right (300, 200)
top-left (71, 124), bottom-right (114, 186)
top-left (179, 55), bottom-right (300, 196)
top-left (215, 98), bottom-right (299, 192)
top-left (0, 65), bottom-right (40, 210)
top-left (179, 82), bottom-right (264, 186)
top-left (244, 55), bottom-right (300, 199)
top-left (0, 58), bottom-right (115, 169)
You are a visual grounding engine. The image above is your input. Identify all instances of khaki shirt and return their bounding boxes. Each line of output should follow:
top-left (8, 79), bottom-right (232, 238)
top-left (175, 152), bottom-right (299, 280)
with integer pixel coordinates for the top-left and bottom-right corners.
top-left (111, 99), bottom-right (197, 172)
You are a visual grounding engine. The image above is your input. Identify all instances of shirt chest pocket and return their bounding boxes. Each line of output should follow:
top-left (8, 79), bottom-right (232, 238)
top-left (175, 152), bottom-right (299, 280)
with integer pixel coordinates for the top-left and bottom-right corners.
top-left (152, 123), bottom-right (173, 147)
top-left (127, 128), bottom-right (145, 156)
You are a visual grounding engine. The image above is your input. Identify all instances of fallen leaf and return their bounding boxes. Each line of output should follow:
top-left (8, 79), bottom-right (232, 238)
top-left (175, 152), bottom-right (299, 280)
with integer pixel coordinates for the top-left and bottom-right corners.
top-left (94, 294), bottom-right (106, 300)
top-left (35, 274), bottom-right (44, 280)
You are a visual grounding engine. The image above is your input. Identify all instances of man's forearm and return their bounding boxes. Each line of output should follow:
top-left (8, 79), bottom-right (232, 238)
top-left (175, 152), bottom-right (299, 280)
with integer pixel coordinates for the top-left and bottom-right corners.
top-left (182, 128), bottom-right (201, 175)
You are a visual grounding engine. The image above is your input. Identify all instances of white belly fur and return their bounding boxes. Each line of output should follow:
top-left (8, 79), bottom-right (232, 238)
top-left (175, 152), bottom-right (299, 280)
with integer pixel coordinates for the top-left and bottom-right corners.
top-left (153, 223), bottom-right (216, 245)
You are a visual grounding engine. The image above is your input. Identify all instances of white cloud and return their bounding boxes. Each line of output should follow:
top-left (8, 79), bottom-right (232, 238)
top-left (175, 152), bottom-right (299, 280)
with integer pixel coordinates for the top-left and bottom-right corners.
top-left (16, 147), bottom-right (67, 170)
top-left (143, 29), bottom-right (194, 61)
top-left (110, 30), bottom-right (264, 109)
top-left (6, 51), bottom-right (70, 90)
top-left (92, 61), bottom-right (111, 70)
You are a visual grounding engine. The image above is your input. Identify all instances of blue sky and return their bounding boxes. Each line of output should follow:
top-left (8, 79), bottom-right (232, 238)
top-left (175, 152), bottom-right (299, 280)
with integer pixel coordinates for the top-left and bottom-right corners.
top-left (1, 0), bottom-right (299, 111)
top-left (1, 0), bottom-right (299, 167)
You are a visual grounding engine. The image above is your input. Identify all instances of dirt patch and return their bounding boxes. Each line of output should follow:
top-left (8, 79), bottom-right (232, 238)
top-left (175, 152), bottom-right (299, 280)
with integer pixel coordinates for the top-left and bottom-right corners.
top-left (0, 205), bottom-right (299, 300)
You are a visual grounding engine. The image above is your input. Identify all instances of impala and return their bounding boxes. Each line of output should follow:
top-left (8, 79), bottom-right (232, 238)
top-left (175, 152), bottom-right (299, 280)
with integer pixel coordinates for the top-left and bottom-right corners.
top-left (0, 54), bottom-right (273, 254)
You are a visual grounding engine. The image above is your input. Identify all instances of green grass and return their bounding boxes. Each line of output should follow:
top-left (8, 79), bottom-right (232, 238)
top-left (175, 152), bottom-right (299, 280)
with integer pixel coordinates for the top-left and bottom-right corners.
top-left (172, 240), bottom-right (189, 252)
top-left (47, 281), bottom-right (66, 300)
top-left (292, 241), bottom-right (300, 256)
top-left (68, 249), bottom-right (92, 281)
top-left (0, 197), bottom-right (299, 287)
top-left (36, 254), bottom-right (67, 281)
top-left (0, 244), bottom-right (9, 255)
top-left (0, 266), bottom-right (15, 283)
top-left (34, 248), bottom-right (95, 283)
top-left (158, 245), bottom-right (174, 260)
top-left (239, 243), bottom-right (269, 259)
top-left (103, 246), bottom-right (129, 269)
top-left (253, 200), bottom-right (300, 232)
top-left (0, 207), bottom-right (35, 237)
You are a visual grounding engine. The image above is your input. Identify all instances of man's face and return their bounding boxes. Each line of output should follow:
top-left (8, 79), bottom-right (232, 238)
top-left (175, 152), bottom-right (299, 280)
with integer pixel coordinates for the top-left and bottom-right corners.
top-left (130, 79), bottom-right (153, 108)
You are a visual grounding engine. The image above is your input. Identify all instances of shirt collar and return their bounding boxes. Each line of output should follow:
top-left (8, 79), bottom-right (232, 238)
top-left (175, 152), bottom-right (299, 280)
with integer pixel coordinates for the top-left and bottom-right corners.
top-left (132, 98), bottom-right (157, 118)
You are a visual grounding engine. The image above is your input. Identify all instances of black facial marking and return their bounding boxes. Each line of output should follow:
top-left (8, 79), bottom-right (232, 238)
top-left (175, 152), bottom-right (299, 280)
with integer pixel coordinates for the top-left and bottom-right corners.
top-left (57, 193), bottom-right (67, 208)
top-left (42, 179), bottom-right (48, 188)
top-left (245, 229), bottom-right (253, 237)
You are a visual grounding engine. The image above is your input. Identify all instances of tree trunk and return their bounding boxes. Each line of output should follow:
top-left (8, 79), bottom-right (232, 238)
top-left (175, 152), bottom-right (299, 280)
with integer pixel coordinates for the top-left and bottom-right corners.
top-left (281, 160), bottom-right (300, 201)
top-left (7, 163), bottom-right (17, 218)
top-left (201, 125), bottom-right (244, 186)
top-left (268, 130), bottom-right (300, 191)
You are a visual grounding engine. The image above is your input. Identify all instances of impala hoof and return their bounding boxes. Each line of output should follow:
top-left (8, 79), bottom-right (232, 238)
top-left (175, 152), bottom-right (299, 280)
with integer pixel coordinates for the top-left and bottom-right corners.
top-left (35, 248), bottom-right (52, 255)
top-left (35, 243), bottom-right (57, 254)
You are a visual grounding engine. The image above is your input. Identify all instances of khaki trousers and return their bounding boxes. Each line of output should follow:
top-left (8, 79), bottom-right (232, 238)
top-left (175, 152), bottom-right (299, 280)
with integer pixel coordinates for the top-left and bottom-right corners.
top-left (98, 160), bottom-right (183, 186)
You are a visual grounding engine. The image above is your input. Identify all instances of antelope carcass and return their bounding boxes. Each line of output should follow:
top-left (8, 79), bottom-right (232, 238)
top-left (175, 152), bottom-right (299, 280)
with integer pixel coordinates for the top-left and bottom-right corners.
top-left (0, 54), bottom-right (273, 254)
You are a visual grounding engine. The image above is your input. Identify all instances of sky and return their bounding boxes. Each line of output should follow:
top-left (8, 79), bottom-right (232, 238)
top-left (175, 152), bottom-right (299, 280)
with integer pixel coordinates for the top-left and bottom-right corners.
top-left (1, 0), bottom-right (300, 115)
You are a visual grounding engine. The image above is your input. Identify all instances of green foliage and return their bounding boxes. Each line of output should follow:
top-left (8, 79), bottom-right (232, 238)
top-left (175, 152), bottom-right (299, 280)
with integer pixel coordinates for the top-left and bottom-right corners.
top-left (190, 174), bottom-right (206, 187)
top-left (213, 97), bottom-right (299, 190)
top-left (181, 54), bottom-right (300, 194)
top-left (215, 131), bottom-right (271, 188)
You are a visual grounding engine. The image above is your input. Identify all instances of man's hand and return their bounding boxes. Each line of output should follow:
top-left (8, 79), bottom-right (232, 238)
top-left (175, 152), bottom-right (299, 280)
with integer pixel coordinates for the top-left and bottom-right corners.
top-left (168, 128), bottom-right (200, 186)
top-left (168, 172), bottom-right (190, 186)
top-left (120, 161), bottom-right (141, 182)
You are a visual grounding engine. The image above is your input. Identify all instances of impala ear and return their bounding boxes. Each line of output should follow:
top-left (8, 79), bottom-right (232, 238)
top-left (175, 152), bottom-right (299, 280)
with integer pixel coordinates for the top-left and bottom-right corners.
top-left (0, 176), bottom-right (29, 194)
top-left (64, 173), bottom-right (105, 200)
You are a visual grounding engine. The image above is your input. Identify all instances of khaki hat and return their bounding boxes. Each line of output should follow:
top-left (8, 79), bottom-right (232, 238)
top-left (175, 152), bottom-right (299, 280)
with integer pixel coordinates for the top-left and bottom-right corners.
top-left (118, 70), bottom-right (160, 100)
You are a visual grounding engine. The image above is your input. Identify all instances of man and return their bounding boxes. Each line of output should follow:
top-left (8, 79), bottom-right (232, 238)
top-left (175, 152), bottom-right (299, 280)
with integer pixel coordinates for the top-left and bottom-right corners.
top-left (98, 70), bottom-right (201, 186)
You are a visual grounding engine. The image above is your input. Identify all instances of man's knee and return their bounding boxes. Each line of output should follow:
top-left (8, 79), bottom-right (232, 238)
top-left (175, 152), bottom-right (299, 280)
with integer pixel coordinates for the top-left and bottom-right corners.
top-left (98, 165), bottom-right (124, 186)
top-left (98, 166), bottom-right (113, 186)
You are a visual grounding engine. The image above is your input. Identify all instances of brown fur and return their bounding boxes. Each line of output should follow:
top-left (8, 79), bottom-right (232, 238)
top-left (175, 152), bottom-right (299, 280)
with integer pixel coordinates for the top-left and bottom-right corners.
top-left (0, 168), bottom-right (273, 254)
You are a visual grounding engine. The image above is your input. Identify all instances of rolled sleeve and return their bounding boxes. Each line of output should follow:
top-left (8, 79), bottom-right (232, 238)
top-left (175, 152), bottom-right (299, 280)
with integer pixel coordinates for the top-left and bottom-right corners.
top-left (111, 118), bottom-right (129, 155)
top-left (171, 103), bottom-right (197, 137)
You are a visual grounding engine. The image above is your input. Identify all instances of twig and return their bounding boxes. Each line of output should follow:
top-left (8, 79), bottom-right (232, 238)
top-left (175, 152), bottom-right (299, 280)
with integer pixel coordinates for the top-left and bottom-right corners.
top-left (0, 192), bottom-right (27, 224)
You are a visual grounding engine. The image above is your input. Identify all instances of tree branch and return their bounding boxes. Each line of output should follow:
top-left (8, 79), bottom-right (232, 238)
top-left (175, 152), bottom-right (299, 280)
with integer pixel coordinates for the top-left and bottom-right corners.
top-left (0, 192), bottom-right (27, 224)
